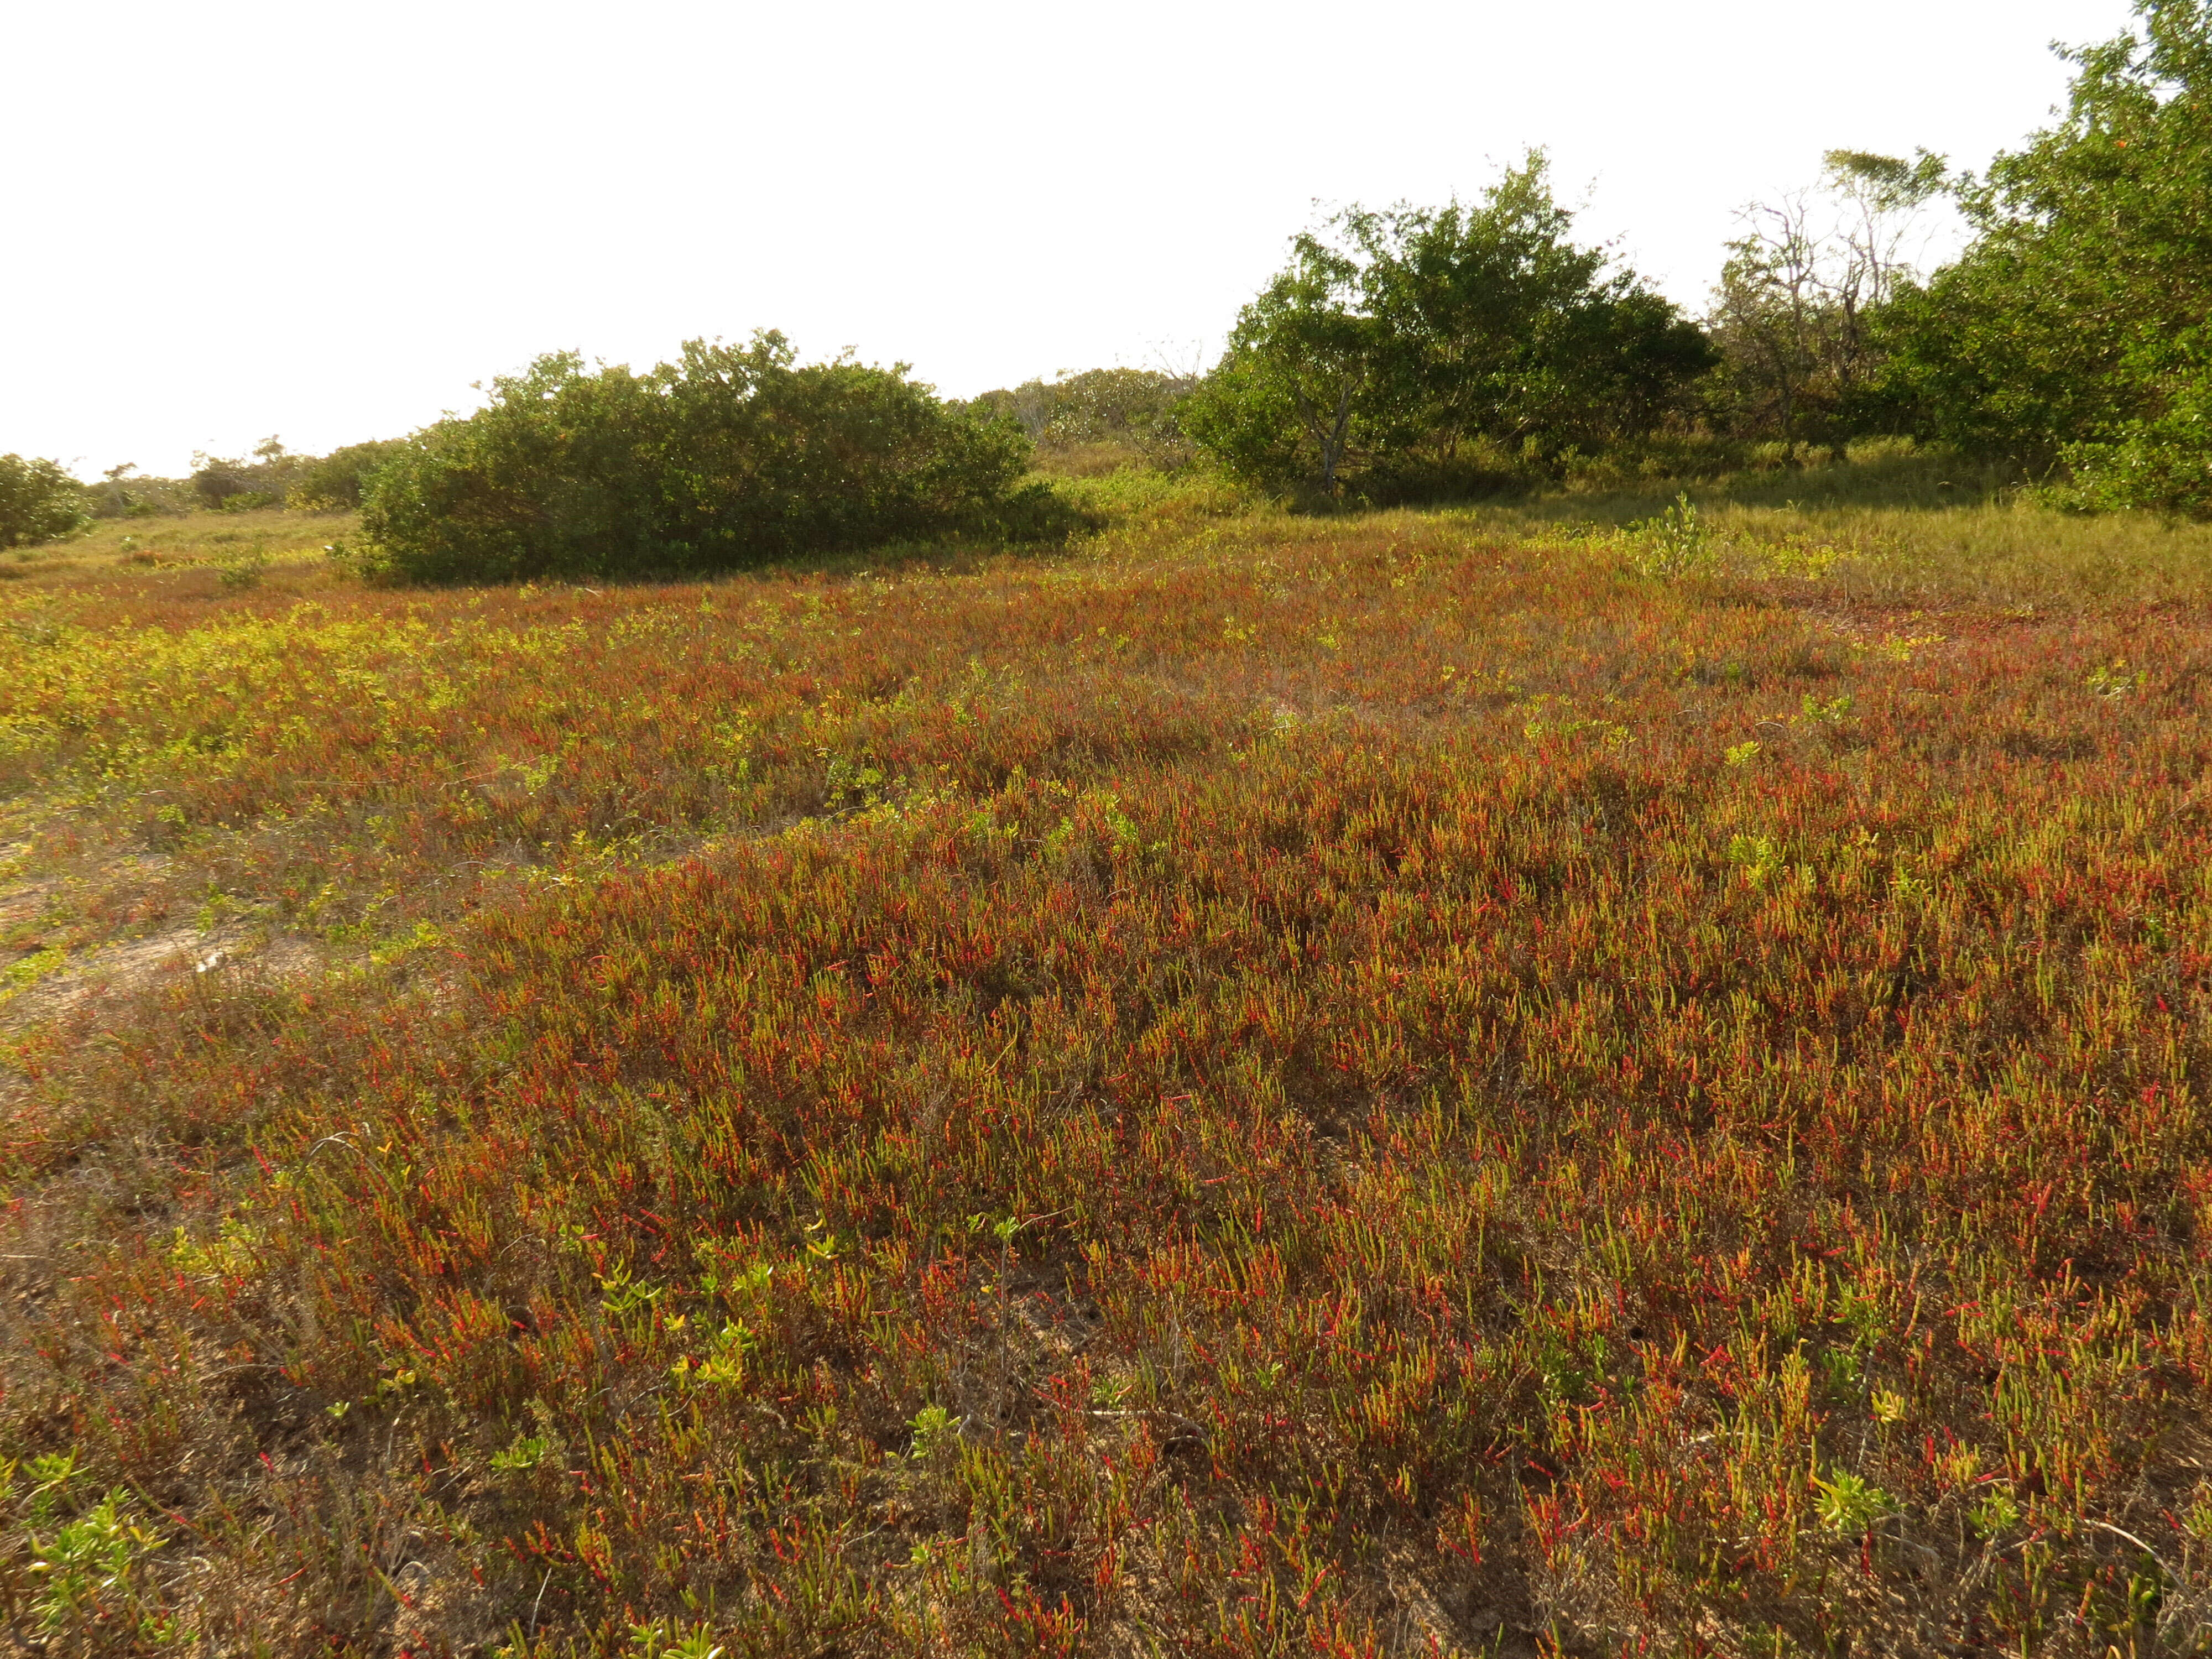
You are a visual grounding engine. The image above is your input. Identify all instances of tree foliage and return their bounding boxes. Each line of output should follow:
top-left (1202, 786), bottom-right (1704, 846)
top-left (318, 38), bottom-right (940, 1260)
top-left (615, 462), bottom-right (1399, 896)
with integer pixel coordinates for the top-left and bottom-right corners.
top-left (1877, 0), bottom-right (2212, 510)
top-left (359, 333), bottom-right (1040, 583)
top-left (0, 455), bottom-right (88, 548)
top-left (1185, 229), bottom-right (1376, 490)
top-left (963, 368), bottom-right (1195, 453)
top-left (1707, 150), bottom-right (1946, 454)
top-left (1184, 155), bottom-right (1712, 495)
top-left (190, 436), bottom-right (304, 510)
top-left (285, 439), bottom-right (411, 510)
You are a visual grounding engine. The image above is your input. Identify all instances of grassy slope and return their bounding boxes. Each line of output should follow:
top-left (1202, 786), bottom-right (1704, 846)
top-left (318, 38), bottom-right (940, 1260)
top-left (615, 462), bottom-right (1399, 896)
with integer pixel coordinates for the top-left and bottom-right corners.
top-left (3, 478), bottom-right (2212, 1655)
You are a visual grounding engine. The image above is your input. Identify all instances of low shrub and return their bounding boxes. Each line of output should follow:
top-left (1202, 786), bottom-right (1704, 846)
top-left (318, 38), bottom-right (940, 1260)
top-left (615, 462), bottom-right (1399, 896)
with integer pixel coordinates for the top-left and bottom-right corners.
top-left (358, 332), bottom-right (1042, 583)
top-left (1625, 490), bottom-right (1717, 576)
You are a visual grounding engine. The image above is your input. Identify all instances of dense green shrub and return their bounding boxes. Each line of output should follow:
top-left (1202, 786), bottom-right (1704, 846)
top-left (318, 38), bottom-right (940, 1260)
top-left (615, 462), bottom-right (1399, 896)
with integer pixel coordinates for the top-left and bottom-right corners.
top-left (359, 333), bottom-right (1041, 582)
top-left (0, 455), bottom-right (88, 547)
top-left (288, 439), bottom-right (410, 510)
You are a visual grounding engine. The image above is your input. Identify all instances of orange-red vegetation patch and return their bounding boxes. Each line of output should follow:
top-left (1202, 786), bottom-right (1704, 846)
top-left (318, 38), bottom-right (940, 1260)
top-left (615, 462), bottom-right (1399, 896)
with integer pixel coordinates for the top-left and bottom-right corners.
top-left (2, 521), bottom-right (2209, 1654)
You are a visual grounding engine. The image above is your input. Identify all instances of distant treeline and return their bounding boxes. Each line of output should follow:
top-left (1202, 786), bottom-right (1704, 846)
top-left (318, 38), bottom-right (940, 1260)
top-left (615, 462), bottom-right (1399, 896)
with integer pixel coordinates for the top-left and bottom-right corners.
top-left (0, 437), bottom-right (413, 545)
top-left (65, 437), bottom-right (410, 520)
top-left (4, 0), bottom-right (2205, 566)
top-left (969, 0), bottom-right (2212, 515)
top-left (954, 368), bottom-right (1199, 474)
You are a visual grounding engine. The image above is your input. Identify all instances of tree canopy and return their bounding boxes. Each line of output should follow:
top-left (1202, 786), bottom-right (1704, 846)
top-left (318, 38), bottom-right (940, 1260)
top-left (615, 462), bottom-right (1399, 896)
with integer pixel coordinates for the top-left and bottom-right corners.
top-left (1183, 155), bottom-right (1712, 495)
top-left (1705, 149), bottom-right (1946, 456)
top-left (1877, 0), bottom-right (2212, 510)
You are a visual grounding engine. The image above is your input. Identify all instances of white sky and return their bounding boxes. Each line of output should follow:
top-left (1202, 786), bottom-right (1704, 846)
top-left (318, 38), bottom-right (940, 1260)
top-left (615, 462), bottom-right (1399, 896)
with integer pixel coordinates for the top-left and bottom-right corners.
top-left (3, 0), bottom-right (2137, 479)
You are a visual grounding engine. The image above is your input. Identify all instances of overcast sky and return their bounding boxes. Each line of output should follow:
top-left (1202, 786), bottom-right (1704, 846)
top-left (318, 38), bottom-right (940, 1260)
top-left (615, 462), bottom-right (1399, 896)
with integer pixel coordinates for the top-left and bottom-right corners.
top-left (3, 0), bottom-right (2137, 479)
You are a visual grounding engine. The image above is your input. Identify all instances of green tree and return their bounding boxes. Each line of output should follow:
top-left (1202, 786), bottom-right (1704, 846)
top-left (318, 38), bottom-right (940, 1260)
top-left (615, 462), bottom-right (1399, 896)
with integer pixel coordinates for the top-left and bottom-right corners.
top-left (1877, 1), bottom-right (2212, 509)
top-left (359, 332), bottom-right (1039, 583)
top-left (1175, 351), bottom-right (1308, 491)
top-left (1708, 150), bottom-right (1945, 455)
top-left (965, 368), bottom-right (1195, 448)
top-left (1184, 231), bottom-right (1381, 491)
top-left (1351, 157), bottom-right (1710, 461)
top-left (1185, 154), bottom-right (1709, 494)
top-left (0, 455), bottom-right (88, 547)
top-left (98, 463), bottom-right (138, 516)
top-left (190, 451), bottom-right (256, 508)
top-left (286, 439), bottom-right (410, 510)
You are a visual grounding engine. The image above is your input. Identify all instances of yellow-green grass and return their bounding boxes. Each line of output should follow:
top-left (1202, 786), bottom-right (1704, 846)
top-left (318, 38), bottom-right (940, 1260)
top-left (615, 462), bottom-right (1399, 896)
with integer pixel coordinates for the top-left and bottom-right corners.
top-left (8, 507), bottom-right (359, 603)
top-left (1462, 478), bottom-right (2212, 611)
top-left (0, 484), bottom-right (2209, 1654)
